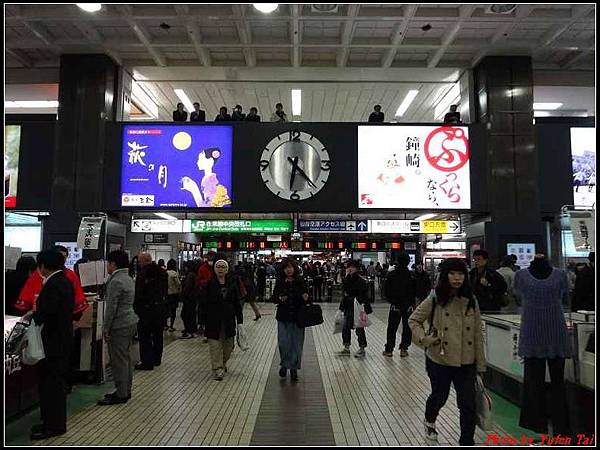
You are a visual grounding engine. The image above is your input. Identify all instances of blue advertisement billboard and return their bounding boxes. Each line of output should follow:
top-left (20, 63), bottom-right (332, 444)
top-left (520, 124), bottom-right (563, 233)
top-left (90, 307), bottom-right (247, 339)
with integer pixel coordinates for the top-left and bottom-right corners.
top-left (120, 125), bottom-right (233, 208)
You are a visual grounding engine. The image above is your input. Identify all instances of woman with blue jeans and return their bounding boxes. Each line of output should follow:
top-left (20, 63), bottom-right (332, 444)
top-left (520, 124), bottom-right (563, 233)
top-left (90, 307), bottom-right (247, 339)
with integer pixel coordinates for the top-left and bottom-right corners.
top-left (272, 257), bottom-right (309, 382)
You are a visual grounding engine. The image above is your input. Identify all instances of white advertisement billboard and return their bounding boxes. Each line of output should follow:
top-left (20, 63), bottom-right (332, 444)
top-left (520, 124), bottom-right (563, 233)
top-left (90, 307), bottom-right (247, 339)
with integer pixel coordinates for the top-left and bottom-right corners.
top-left (570, 127), bottom-right (596, 207)
top-left (358, 126), bottom-right (471, 209)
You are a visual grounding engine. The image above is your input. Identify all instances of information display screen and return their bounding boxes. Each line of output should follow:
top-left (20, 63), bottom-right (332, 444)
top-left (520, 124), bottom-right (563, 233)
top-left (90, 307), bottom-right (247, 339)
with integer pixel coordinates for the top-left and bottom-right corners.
top-left (570, 127), bottom-right (596, 207)
top-left (358, 125), bottom-right (471, 209)
top-left (120, 125), bottom-right (233, 208)
top-left (5, 125), bottom-right (21, 208)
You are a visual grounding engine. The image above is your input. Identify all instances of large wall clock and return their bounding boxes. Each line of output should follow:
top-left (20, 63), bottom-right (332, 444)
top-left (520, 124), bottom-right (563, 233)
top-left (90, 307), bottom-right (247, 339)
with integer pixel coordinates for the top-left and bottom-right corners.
top-left (259, 130), bottom-right (331, 201)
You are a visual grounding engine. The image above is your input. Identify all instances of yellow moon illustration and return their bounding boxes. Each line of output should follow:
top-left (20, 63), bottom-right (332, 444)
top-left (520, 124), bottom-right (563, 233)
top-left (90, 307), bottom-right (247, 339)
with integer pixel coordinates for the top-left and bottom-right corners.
top-left (173, 132), bottom-right (192, 151)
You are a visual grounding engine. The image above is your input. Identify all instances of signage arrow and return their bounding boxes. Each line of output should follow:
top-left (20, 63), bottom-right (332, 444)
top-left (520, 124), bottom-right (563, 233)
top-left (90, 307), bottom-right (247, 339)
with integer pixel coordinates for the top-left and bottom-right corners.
top-left (450, 222), bottom-right (460, 232)
top-left (357, 221), bottom-right (368, 231)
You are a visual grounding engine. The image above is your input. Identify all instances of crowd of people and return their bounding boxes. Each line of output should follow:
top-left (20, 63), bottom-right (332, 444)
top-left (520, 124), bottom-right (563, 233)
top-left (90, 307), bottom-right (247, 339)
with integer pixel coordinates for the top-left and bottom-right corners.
top-left (172, 103), bottom-right (462, 124)
top-left (4, 244), bottom-right (595, 443)
top-left (172, 103), bottom-right (283, 123)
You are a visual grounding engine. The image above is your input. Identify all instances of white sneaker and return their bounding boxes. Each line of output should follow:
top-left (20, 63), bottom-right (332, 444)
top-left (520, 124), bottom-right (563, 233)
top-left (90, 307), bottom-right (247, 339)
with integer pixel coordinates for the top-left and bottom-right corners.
top-left (354, 347), bottom-right (366, 358)
top-left (424, 420), bottom-right (438, 444)
top-left (337, 347), bottom-right (351, 355)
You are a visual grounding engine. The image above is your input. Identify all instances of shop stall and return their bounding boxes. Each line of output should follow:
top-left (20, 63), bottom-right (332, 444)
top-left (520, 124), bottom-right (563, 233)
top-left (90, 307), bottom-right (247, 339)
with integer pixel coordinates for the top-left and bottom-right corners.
top-left (5, 315), bottom-right (39, 418)
top-left (482, 312), bottom-right (595, 433)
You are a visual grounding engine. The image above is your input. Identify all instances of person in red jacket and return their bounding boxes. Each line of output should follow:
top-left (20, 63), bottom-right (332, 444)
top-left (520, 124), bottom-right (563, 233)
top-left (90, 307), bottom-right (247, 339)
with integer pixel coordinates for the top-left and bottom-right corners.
top-left (196, 251), bottom-right (216, 341)
top-left (16, 245), bottom-right (88, 318)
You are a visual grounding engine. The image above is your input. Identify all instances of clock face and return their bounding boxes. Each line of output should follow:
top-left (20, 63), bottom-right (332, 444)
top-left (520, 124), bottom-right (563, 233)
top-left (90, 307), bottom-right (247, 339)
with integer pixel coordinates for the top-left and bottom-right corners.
top-left (259, 131), bottom-right (331, 201)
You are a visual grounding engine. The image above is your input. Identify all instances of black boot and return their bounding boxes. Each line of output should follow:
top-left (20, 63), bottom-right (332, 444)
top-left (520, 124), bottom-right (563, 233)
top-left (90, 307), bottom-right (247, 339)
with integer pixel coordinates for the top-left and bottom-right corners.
top-left (279, 367), bottom-right (287, 378)
top-left (290, 369), bottom-right (298, 381)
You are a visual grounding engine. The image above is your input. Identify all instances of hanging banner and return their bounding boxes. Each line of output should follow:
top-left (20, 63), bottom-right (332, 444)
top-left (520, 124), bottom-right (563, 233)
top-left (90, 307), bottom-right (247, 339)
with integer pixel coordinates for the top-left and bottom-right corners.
top-left (77, 217), bottom-right (105, 250)
top-left (568, 210), bottom-right (595, 252)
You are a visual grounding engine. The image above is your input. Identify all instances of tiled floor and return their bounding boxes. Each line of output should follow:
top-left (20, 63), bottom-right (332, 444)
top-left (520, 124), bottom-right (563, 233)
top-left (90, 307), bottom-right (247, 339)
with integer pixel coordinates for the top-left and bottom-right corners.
top-left (313, 304), bottom-right (506, 446)
top-left (251, 328), bottom-right (335, 446)
top-left (16, 303), bottom-right (508, 446)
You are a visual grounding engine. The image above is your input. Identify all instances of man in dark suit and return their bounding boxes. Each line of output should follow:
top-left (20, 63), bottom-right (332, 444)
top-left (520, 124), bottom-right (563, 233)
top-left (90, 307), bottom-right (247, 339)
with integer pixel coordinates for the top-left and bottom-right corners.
top-left (172, 102), bottom-right (188, 122)
top-left (24, 250), bottom-right (75, 440)
top-left (190, 102), bottom-right (206, 122)
top-left (134, 253), bottom-right (168, 370)
top-left (368, 105), bottom-right (384, 123)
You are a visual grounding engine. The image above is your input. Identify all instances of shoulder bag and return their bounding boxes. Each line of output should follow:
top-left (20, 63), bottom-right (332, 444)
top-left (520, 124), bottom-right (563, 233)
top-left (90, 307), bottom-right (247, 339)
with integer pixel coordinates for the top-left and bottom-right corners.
top-left (296, 302), bottom-right (324, 328)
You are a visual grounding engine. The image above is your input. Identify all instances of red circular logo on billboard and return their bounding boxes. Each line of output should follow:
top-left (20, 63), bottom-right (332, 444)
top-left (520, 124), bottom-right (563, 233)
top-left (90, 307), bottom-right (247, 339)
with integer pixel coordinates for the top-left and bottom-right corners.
top-left (424, 127), bottom-right (470, 172)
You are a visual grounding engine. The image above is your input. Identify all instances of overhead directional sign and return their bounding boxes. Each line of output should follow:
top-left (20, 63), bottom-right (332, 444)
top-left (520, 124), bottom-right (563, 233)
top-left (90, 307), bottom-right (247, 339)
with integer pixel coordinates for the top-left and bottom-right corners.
top-left (191, 219), bottom-right (293, 234)
top-left (369, 219), bottom-right (461, 234)
top-left (131, 219), bottom-right (190, 233)
top-left (298, 219), bottom-right (370, 233)
top-left (422, 220), bottom-right (461, 234)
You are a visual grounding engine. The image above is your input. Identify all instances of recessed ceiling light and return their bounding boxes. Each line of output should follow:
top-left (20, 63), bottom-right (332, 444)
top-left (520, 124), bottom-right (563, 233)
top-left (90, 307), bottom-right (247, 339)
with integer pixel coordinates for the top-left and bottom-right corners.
top-left (292, 89), bottom-right (301, 116)
top-left (415, 214), bottom-right (437, 221)
top-left (395, 90), bottom-right (419, 117)
top-left (155, 213), bottom-right (178, 221)
top-left (4, 100), bottom-right (59, 108)
top-left (173, 89), bottom-right (195, 113)
top-left (533, 102), bottom-right (563, 110)
top-left (76, 3), bottom-right (102, 13)
top-left (253, 4), bottom-right (278, 14)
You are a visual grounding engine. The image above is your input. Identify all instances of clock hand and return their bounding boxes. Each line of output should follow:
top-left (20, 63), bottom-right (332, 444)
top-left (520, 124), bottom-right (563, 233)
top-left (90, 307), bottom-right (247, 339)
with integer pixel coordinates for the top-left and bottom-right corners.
top-left (289, 156), bottom-right (299, 190)
top-left (298, 168), bottom-right (318, 188)
top-left (287, 156), bottom-right (316, 188)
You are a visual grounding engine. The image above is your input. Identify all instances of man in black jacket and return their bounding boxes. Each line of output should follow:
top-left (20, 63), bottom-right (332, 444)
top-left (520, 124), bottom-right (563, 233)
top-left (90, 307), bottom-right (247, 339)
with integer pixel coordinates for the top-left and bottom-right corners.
top-left (573, 252), bottom-right (595, 311)
top-left (134, 253), bottom-right (168, 370)
top-left (368, 105), bottom-right (384, 123)
top-left (190, 102), bottom-right (206, 122)
top-left (173, 103), bottom-right (188, 122)
top-left (413, 263), bottom-right (432, 302)
top-left (470, 250), bottom-right (507, 312)
top-left (383, 253), bottom-right (416, 357)
top-left (26, 250), bottom-right (75, 440)
top-left (338, 260), bottom-right (372, 358)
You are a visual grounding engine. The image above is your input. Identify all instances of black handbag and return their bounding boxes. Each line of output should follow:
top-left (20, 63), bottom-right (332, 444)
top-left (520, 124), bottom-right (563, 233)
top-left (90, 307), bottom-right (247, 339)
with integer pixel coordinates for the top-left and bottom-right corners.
top-left (296, 303), bottom-right (324, 328)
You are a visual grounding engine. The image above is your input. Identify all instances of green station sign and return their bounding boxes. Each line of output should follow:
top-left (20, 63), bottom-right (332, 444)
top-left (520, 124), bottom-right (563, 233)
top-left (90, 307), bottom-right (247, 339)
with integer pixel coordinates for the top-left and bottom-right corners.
top-left (191, 219), bottom-right (293, 234)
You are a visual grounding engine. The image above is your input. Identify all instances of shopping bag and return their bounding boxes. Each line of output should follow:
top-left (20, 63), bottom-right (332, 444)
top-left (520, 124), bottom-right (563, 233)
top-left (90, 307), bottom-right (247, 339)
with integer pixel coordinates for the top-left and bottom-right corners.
top-left (357, 306), bottom-right (372, 328)
top-left (352, 298), bottom-right (361, 328)
top-left (5, 320), bottom-right (30, 355)
top-left (296, 303), bottom-right (324, 328)
top-left (475, 375), bottom-right (493, 431)
top-left (22, 321), bottom-right (45, 365)
top-left (333, 310), bottom-right (344, 334)
top-left (236, 324), bottom-right (249, 351)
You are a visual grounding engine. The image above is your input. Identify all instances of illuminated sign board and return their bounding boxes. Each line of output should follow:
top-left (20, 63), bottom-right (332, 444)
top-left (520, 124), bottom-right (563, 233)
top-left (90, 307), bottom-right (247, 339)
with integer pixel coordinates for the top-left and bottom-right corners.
top-left (369, 219), bottom-right (460, 234)
top-left (358, 125), bottom-right (471, 209)
top-left (191, 219), bottom-right (293, 233)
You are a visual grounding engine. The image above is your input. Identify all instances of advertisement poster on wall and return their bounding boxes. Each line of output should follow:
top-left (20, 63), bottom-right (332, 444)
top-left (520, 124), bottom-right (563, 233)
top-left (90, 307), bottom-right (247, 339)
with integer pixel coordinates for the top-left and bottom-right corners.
top-left (4, 125), bottom-right (21, 208)
top-left (357, 126), bottom-right (471, 209)
top-left (570, 127), bottom-right (596, 207)
top-left (55, 242), bottom-right (83, 270)
top-left (506, 243), bottom-right (536, 269)
top-left (120, 125), bottom-right (233, 208)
